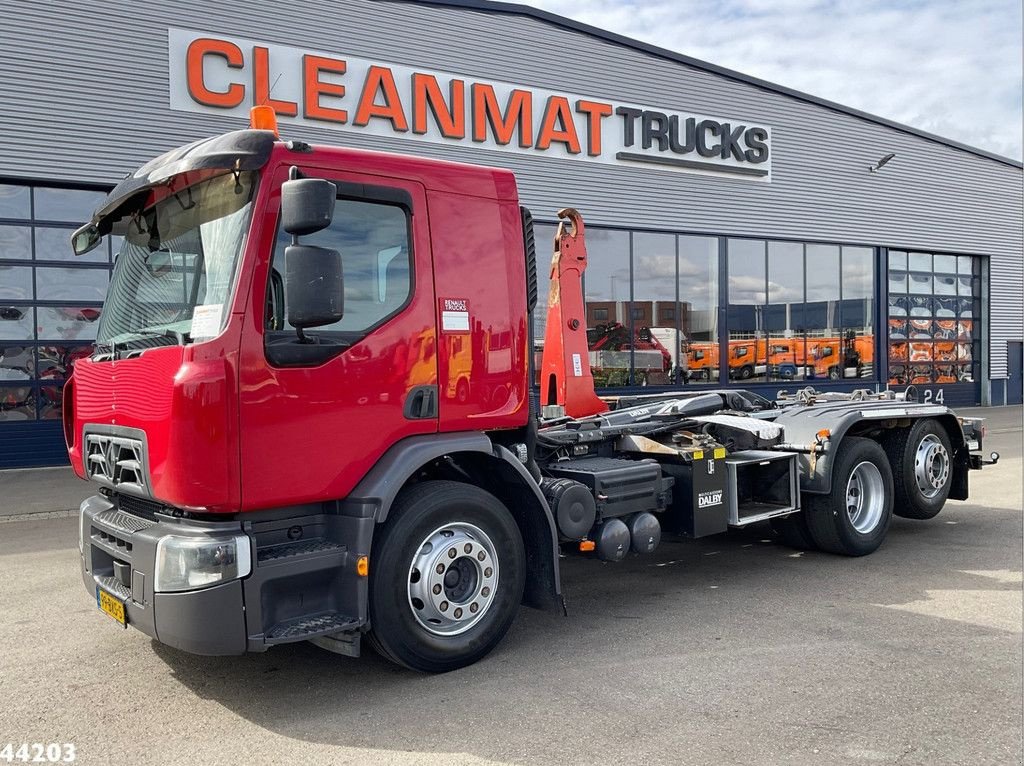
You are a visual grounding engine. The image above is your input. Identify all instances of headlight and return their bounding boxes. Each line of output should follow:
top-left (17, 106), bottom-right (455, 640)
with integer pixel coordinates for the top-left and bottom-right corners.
top-left (154, 535), bottom-right (252, 593)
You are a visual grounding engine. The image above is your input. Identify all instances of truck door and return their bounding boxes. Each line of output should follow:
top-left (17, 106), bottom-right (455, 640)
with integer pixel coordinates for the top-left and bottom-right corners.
top-left (237, 166), bottom-right (437, 510)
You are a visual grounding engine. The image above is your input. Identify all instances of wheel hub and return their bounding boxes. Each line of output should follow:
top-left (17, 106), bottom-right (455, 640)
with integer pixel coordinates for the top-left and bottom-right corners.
top-left (914, 434), bottom-right (949, 498)
top-left (846, 460), bottom-right (885, 534)
top-left (408, 522), bottom-right (498, 636)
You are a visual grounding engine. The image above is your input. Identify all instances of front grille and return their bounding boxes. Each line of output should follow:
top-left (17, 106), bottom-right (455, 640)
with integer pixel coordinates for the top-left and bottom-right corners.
top-left (85, 432), bottom-right (148, 493)
top-left (116, 494), bottom-right (163, 520)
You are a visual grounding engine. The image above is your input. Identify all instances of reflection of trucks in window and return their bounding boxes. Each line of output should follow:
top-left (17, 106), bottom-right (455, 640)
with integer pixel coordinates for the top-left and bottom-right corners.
top-left (585, 322), bottom-right (672, 386)
top-left (686, 342), bottom-right (719, 380)
top-left (67, 112), bottom-right (995, 675)
top-left (809, 334), bottom-right (874, 379)
top-left (728, 339), bottom-right (767, 380)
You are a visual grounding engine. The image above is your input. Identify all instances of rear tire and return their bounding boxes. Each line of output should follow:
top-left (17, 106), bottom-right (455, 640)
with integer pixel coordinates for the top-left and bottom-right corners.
top-left (367, 480), bottom-right (525, 673)
top-left (883, 420), bottom-right (953, 520)
top-left (805, 437), bottom-right (893, 556)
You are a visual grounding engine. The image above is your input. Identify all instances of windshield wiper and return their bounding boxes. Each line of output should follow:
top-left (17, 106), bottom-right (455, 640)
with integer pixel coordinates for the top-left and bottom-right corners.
top-left (94, 329), bottom-right (192, 360)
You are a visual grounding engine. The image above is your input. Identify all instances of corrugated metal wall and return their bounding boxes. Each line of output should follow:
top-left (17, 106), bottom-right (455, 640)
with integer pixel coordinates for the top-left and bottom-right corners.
top-left (0, 0), bottom-right (1020, 375)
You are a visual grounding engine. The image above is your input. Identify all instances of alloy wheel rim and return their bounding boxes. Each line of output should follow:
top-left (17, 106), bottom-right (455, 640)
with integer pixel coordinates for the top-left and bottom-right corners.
top-left (846, 460), bottom-right (885, 534)
top-left (914, 434), bottom-right (950, 499)
top-left (407, 522), bottom-right (498, 636)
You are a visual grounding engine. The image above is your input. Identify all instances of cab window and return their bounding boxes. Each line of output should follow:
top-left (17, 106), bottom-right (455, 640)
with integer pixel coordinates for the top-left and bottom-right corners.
top-left (267, 197), bottom-right (411, 337)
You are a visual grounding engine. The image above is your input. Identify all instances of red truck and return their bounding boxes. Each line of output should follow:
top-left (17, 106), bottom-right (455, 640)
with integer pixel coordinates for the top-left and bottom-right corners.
top-left (69, 111), bottom-right (996, 672)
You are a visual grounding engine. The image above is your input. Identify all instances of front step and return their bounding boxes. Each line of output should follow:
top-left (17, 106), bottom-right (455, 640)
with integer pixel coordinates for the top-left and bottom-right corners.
top-left (256, 538), bottom-right (345, 564)
top-left (265, 611), bottom-right (360, 644)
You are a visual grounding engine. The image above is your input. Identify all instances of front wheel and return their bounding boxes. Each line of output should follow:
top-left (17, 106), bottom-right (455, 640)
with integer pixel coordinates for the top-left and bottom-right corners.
top-left (367, 480), bottom-right (525, 672)
top-left (805, 437), bottom-right (893, 556)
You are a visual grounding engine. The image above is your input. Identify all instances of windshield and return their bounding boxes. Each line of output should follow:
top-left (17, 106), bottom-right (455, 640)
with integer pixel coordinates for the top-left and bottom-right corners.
top-left (96, 171), bottom-right (257, 350)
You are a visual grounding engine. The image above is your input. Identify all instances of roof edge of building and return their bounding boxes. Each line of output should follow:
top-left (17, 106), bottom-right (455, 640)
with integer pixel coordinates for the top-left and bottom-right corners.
top-left (385, 0), bottom-right (1023, 170)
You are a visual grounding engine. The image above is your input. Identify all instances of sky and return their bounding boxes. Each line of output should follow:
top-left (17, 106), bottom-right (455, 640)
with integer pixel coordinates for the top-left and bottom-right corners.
top-left (502, 0), bottom-right (1023, 160)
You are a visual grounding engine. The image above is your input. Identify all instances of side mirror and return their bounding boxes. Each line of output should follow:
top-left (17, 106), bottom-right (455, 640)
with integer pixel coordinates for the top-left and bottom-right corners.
top-left (71, 223), bottom-right (102, 256)
top-left (286, 244), bottom-right (344, 330)
top-left (281, 178), bottom-right (336, 236)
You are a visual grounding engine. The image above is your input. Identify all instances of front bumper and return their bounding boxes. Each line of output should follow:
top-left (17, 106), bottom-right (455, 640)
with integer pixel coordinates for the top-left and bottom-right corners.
top-left (80, 494), bottom-right (373, 655)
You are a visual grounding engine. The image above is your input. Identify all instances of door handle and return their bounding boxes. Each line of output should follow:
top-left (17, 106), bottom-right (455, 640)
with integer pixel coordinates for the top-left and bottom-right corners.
top-left (404, 385), bottom-right (438, 420)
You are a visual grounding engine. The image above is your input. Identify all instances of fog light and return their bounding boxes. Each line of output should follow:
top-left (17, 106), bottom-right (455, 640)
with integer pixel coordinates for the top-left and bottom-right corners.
top-left (154, 535), bottom-right (252, 593)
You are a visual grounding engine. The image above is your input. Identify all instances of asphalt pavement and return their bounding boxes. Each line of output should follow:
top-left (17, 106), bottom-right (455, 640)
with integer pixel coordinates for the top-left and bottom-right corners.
top-left (0, 407), bottom-right (1020, 765)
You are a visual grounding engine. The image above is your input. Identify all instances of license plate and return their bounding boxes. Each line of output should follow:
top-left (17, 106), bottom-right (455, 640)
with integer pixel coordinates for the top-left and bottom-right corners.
top-left (97, 586), bottom-right (127, 627)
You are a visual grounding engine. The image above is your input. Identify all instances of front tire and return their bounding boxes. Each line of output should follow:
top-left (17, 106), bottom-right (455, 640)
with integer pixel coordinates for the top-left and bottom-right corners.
top-left (805, 437), bottom-right (893, 556)
top-left (883, 420), bottom-right (953, 519)
top-left (367, 480), bottom-right (525, 672)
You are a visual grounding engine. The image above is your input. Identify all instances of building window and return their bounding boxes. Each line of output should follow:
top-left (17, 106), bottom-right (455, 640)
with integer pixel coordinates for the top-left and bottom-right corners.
top-left (727, 239), bottom-right (876, 384)
top-left (583, 228), bottom-right (631, 387)
top-left (888, 250), bottom-right (979, 386)
top-left (0, 183), bottom-right (109, 422)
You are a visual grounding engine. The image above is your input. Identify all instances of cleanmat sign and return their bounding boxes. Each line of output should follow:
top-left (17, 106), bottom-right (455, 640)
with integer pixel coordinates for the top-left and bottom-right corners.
top-left (168, 28), bottom-right (773, 180)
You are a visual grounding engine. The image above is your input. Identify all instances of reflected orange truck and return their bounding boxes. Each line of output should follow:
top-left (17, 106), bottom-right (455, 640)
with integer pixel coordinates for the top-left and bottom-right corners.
top-left (808, 336), bottom-right (874, 379)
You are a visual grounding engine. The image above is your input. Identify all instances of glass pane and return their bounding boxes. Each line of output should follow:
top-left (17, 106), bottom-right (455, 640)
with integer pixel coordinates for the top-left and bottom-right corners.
top-left (36, 266), bottom-right (108, 302)
top-left (37, 306), bottom-right (101, 341)
top-left (0, 184), bottom-right (31, 219)
top-left (33, 187), bottom-right (105, 223)
top-left (767, 242), bottom-right (804, 381)
top-left (888, 250), bottom-right (907, 270)
top-left (909, 296), bottom-right (932, 317)
top-left (0, 265), bottom-right (32, 300)
top-left (532, 223), bottom-right (556, 341)
top-left (888, 319), bottom-right (907, 339)
top-left (0, 307), bottom-right (33, 340)
top-left (841, 246), bottom-right (874, 379)
top-left (631, 231), bottom-right (676, 385)
top-left (933, 297), bottom-right (957, 318)
top-left (910, 364), bottom-right (933, 384)
top-left (957, 256), bottom-right (973, 275)
top-left (679, 235), bottom-right (719, 383)
top-left (888, 270), bottom-right (907, 294)
top-left (0, 225), bottom-right (31, 260)
top-left (0, 345), bottom-right (34, 381)
top-left (0, 385), bottom-right (35, 421)
top-left (583, 228), bottom-right (630, 387)
top-left (888, 295), bottom-right (908, 317)
top-left (908, 274), bottom-right (932, 294)
top-left (934, 318), bottom-right (957, 340)
top-left (36, 225), bottom-right (104, 263)
top-left (38, 383), bottom-right (63, 420)
top-left (38, 344), bottom-right (91, 381)
top-left (727, 239), bottom-right (766, 382)
top-left (934, 341), bottom-right (957, 362)
top-left (934, 275), bottom-right (956, 295)
top-left (934, 254), bottom-right (957, 273)
top-left (805, 244), bottom-right (841, 380)
top-left (908, 252), bottom-right (931, 271)
top-left (909, 318), bottom-right (933, 338)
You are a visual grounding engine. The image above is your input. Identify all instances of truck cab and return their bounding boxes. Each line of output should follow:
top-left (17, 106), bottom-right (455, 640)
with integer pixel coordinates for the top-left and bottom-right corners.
top-left (70, 127), bottom-right (549, 669)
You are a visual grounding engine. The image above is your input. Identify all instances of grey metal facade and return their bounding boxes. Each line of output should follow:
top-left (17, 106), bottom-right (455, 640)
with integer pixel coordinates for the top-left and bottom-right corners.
top-left (0, 0), bottom-right (1021, 387)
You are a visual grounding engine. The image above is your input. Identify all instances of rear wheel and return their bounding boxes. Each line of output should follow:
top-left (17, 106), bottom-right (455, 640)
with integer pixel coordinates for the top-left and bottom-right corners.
top-left (805, 437), bottom-right (893, 556)
top-left (883, 420), bottom-right (953, 520)
top-left (367, 480), bottom-right (525, 672)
